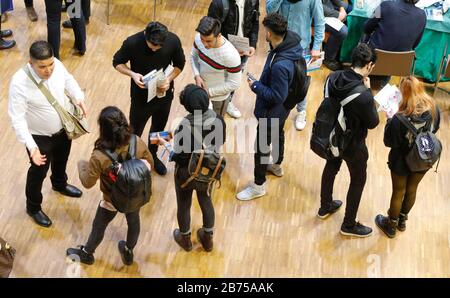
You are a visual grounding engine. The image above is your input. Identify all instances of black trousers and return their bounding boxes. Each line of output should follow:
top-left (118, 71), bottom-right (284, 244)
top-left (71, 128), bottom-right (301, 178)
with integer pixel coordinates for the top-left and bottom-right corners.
top-left (174, 166), bottom-right (215, 234)
top-left (254, 110), bottom-right (290, 185)
top-left (26, 130), bottom-right (72, 213)
top-left (24, 0), bottom-right (33, 7)
top-left (129, 95), bottom-right (173, 158)
top-left (388, 170), bottom-right (426, 219)
top-left (45, 0), bottom-right (86, 59)
top-left (320, 143), bottom-right (369, 227)
top-left (84, 205), bottom-right (140, 254)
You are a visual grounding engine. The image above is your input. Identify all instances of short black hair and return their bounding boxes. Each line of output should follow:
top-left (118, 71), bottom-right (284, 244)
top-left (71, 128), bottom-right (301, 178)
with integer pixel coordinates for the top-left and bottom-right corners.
top-left (351, 43), bottom-right (377, 68)
top-left (196, 16), bottom-right (221, 37)
top-left (145, 22), bottom-right (168, 45)
top-left (262, 13), bottom-right (288, 37)
top-left (404, 0), bottom-right (419, 4)
top-left (29, 41), bottom-right (54, 60)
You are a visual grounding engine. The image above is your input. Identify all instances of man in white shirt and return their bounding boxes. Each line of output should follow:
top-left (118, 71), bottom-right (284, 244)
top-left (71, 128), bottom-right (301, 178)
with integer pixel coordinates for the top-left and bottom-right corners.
top-left (8, 40), bottom-right (87, 228)
top-left (191, 16), bottom-right (242, 117)
top-left (207, 0), bottom-right (260, 118)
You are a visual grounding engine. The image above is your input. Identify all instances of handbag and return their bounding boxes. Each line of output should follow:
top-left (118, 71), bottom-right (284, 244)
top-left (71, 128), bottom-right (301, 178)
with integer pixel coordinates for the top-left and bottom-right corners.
top-left (0, 236), bottom-right (15, 278)
top-left (23, 66), bottom-right (89, 140)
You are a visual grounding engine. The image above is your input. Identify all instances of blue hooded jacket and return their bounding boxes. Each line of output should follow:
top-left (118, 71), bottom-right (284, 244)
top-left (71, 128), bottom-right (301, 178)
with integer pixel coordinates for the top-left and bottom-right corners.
top-left (251, 30), bottom-right (303, 119)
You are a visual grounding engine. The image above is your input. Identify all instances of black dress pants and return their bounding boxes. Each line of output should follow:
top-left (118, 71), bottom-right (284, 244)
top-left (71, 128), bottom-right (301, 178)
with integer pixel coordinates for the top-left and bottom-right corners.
top-left (129, 94), bottom-right (173, 158)
top-left (26, 130), bottom-right (72, 213)
top-left (320, 143), bottom-right (369, 227)
top-left (45, 0), bottom-right (86, 59)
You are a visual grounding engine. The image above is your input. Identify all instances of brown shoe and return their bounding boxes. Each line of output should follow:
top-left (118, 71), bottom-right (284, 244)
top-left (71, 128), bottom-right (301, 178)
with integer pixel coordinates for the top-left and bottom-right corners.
top-left (173, 229), bottom-right (192, 251)
top-left (26, 7), bottom-right (38, 22)
top-left (197, 228), bottom-right (213, 252)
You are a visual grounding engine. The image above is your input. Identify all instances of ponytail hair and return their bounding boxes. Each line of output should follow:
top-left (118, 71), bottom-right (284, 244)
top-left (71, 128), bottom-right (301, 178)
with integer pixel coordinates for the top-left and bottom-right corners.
top-left (95, 106), bottom-right (132, 151)
top-left (398, 76), bottom-right (436, 120)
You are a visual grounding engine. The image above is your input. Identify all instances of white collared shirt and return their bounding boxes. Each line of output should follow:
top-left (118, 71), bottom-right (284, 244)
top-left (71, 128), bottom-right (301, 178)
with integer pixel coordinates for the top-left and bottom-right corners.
top-left (8, 58), bottom-right (85, 151)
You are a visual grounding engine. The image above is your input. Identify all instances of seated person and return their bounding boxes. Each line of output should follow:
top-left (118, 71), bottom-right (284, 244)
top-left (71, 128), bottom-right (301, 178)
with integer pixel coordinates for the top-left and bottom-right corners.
top-left (322, 0), bottom-right (352, 70)
top-left (364, 0), bottom-right (426, 52)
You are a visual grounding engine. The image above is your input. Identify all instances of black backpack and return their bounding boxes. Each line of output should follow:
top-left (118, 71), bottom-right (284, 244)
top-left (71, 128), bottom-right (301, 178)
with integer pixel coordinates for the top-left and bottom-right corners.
top-left (397, 114), bottom-right (442, 172)
top-left (270, 54), bottom-right (311, 110)
top-left (310, 78), bottom-right (367, 160)
top-left (103, 135), bottom-right (152, 213)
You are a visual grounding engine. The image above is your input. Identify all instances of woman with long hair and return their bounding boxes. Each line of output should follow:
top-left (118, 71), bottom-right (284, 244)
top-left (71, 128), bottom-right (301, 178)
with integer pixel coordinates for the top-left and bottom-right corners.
top-left (67, 106), bottom-right (153, 265)
top-left (376, 76), bottom-right (440, 238)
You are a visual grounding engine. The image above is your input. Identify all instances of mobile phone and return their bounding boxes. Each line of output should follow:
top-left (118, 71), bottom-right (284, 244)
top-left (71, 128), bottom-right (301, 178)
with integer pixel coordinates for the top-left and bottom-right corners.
top-left (247, 72), bottom-right (256, 82)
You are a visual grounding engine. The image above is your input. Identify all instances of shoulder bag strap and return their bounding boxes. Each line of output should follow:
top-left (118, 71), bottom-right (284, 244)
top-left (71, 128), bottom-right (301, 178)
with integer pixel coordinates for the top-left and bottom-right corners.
top-left (397, 114), bottom-right (419, 137)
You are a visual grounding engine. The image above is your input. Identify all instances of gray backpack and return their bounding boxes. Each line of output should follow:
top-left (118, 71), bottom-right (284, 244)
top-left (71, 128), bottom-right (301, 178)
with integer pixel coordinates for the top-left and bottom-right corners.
top-left (397, 115), bottom-right (442, 172)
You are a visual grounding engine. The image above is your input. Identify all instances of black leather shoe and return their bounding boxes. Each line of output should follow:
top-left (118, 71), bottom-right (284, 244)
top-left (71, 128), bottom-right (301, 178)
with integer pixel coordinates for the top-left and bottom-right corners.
top-left (0, 29), bottom-right (12, 38)
top-left (27, 210), bottom-right (52, 227)
top-left (0, 38), bottom-right (15, 50)
top-left (62, 19), bottom-right (72, 29)
top-left (52, 184), bottom-right (83, 197)
top-left (153, 157), bottom-right (167, 176)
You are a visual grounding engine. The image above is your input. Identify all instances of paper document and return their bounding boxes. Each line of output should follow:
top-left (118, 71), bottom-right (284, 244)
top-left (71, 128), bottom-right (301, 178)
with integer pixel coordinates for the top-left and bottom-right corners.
top-left (415, 0), bottom-right (441, 9)
top-left (374, 84), bottom-right (402, 118)
top-left (324, 17), bottom-right (345, 31)
top-left (304, 51), bottom-right (325, 72)
top-left (143, 69), bottom-right (164, 102)
top-left (425, 8), bottom-right (444, 21)
top-left (228, 34), bottom-right (250, 54)
top-left (164, 64), bottom-right (174, 78)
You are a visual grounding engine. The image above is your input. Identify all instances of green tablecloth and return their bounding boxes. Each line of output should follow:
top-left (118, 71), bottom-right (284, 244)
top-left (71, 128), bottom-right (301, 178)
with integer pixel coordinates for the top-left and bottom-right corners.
top-left (340, 7), bottom-right (450, 82)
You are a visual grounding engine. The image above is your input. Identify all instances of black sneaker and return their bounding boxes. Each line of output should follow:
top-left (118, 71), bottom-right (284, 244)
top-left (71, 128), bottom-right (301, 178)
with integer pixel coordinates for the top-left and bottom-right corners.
top-left (66, 245), bottom-right (95, 265)
top-left (153, 157), bottom-right (167, 176)
top-left (340, 222), bottom-right (373, 238)
top-left (118, 240), bottom-right (133, 265)
top-left (317, 200), bottom-right (343, 219)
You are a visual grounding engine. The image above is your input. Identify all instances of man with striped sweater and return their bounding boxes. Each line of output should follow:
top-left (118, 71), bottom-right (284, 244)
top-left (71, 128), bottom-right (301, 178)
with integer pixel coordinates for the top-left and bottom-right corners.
top-left (191, 16), bottom-right (242, 117)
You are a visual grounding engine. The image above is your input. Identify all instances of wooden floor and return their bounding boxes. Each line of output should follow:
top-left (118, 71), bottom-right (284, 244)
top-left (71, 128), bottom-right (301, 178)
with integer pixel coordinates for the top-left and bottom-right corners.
top-left (0, 0), bottom-right (449, 278)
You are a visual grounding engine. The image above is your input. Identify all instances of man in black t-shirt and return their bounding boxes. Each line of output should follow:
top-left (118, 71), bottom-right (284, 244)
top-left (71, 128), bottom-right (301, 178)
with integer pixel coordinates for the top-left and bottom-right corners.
top-left (113, 21), bottom-right (186, 176)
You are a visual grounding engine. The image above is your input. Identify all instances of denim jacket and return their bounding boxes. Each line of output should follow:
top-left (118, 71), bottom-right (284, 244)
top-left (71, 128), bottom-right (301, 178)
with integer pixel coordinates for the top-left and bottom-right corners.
top-left (266, 0), bottom-right (325, 51)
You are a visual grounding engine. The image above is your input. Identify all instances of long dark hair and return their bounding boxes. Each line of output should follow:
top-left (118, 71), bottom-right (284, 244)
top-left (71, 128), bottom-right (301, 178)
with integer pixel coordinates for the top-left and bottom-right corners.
top-left (95, 106), bottom-right (132, 151)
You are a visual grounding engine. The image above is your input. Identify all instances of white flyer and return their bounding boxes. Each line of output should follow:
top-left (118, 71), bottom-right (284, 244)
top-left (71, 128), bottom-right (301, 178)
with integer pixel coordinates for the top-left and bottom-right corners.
top-left (324, 17), bottom-right (345, 31)
top-left (228, 34), bottom-right (250, 54)
top-left (143, 69), bottom-right (164, 102)
top-left (374, 84), bottom-right (402, 118)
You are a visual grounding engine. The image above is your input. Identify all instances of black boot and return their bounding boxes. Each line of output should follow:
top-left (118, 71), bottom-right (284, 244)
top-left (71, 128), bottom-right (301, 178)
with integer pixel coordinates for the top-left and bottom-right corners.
top-left (0, 38), bottom-right (15, 50)
top-left (197, 228), bottom-right (213, 252)
top-left (173, 229), bottom-right (192, 251)
top-left (375, 214), bottom-right (398, 238)
top-left (398, 213), bottom-right (408, 232)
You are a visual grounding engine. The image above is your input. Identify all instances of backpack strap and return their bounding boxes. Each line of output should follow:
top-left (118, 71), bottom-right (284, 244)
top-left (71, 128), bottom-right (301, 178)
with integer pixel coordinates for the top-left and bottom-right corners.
top-left (335, 84), bottom-right (367, 131)
top-left (180, 150), bottom-right (205, 188)
top-left (397, 114), bottom-right (419, 137)
top-left (211, 155), bottom-right (224, 180)
top-left (103, 149), bottom-right (119, 164)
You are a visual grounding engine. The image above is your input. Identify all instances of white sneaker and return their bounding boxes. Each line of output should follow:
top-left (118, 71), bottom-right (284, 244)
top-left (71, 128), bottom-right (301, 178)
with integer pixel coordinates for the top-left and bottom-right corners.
top-left (267, 164), bottom-right (284, 177)
top-left (295, 110), bottom-right (307, 131)
top-left (226, 101), bottom-right (242, 118)
top-left (236, 182), bottom-right (266, 201)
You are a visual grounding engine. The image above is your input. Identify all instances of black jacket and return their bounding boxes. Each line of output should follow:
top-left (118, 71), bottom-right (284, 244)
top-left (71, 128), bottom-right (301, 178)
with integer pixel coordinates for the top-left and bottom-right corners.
top-left (208, 0), bottom-right (260, 48)
top-left (384, 109), bottom-right (440, 175)
top-left (328, 69), bottom-right (380, 154)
